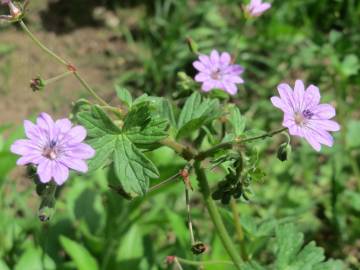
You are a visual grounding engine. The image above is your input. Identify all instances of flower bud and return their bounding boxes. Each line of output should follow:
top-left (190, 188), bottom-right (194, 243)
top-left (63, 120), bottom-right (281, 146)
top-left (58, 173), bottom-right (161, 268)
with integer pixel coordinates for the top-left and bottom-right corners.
top-left (30, 76), bottom-right (45, 92)
top-left (277, 142), bottom-right (291, 162)
top-left (191, 241), bottom-right (207, 255)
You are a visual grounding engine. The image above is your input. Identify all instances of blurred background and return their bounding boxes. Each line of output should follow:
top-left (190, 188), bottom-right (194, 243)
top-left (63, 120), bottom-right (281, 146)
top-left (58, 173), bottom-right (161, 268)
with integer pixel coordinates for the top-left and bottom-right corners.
top-left (0, 0), bottom-right (359, 269)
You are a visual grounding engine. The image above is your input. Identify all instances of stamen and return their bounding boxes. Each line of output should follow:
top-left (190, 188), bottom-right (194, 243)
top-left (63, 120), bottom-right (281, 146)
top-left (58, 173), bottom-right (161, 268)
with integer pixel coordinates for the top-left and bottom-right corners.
top-left (211, 69), bottom-right (221, 80)
top-left (302, 109), bottom-right (314, 119)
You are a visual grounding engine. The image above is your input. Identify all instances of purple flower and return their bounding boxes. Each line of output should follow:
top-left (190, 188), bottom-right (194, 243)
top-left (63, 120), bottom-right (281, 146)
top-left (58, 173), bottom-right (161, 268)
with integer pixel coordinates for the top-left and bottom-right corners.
top-left (271, 80), bottom-right (340, 151)
top-left (245, 0), bottom-right (271, 17)
top-left (193, 49), bottom-right (244, 95)
top-left (11, 113), bottom-right (95, 185)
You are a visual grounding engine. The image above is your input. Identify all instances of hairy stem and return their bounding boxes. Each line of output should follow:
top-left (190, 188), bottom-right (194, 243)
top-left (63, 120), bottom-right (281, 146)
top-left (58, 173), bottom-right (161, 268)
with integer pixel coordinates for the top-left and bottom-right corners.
top-left (230, 198), bottom-right (248, 260)
top-left (194, 161), bottom-right (243, 269)
top-left (176, 257), bottom-right (234, 266)
top-left (196, 127), bottom-right (287, 160)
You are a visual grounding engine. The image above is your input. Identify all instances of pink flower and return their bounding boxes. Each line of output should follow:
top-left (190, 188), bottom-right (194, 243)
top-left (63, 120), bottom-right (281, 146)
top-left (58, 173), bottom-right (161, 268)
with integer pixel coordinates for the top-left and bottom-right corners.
top-left (271, 80), bottom-right (340, 151)
top-left (11, 113), bottom-right (95, 185)
top-left (0, 0), bottom-right (21, 20)
top-left (193, 49), bottom-right (244, 95)
top-left (245, 0), bottom-right (271, 17)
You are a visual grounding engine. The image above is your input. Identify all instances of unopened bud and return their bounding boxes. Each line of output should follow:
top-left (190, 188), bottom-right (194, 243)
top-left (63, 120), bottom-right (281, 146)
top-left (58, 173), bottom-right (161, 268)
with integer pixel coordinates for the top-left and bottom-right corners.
top-left (30, 76), bottom-right (45, 92)
top-left (277, 142), bottom-right (291, 161)
top-left (8, 1), bottom-right (21, 18)
top-left (165, 256), bottom-right (175, 264)
top-left (191, 241), bottom-right (208, 255)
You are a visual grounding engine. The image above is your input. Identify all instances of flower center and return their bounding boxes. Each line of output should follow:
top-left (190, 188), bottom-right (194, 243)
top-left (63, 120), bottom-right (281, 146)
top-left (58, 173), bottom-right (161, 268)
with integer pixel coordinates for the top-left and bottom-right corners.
top-left (211, 69), bottom-right (222, 80)
top-left (294, 109), bottom-right (314, 126)
top-left (302, 109), bottom-right (314, 119)
top-left (43, 140), bottom-right (58, 160)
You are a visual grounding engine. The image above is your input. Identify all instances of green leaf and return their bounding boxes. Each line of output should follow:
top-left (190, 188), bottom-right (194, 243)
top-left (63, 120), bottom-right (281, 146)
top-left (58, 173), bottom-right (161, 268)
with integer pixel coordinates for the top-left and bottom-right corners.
top-left (14, 247), bottom-right (55, 270)
top-left (229, 105), bottom-right (246, 136)
top-left (123, 102), bottom-right (169, 146)
top-left (274, 224), bottom-right (342, 270)
top-left (346, 120), bottom-right (360, 149)
top-left (87, 135), bottom-right (117, 172)
top-left (0, 260), bottom-right (10, 270)
top-left (115, 85), bottom-right (133, 107)
top-left (77, 105), bottom-right (160, 196)
top-left (60, 235), bottom-right (99, 270)
top-left (77, 106), bottom-right (121, 137)
top-left (114, 135), bottom-right (159, 196)
top-left (177, 92), bottom-right (220, 138)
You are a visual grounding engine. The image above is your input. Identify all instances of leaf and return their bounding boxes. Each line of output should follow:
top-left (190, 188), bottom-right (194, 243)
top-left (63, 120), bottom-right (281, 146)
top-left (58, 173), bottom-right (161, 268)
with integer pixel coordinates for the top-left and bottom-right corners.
top-left (274, 224), bottom-right (343, 270)
top-left (177, 92), bottom-right (220, 138)
top-left (229, 105), bottom-right (246, 136)
top-left (114, 135), bottom-right (159, 196)
top-left (14, 247), bottom-right (55, 270)
top-left (115, 86), bottom-right (133, 107)
top-left (346, 120), bottom-right (360, 149)
top-left (116, 225), bottom-right (144, 261)
top-left (77, 105), bottom-right (160, 196)
top-left (77, 106), bottom-right (121, 137)
top-left (86, 135), bottom-right (117, 172)
top-left (123, 102), bottom-right (169, 146)
top-left (60, 235), bottom-right (99, 270)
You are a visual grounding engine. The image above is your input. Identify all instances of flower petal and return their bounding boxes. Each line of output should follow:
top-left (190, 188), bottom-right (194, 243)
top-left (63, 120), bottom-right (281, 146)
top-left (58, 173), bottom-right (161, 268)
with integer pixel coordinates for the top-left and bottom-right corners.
top-left (195, 73), bottom-right (209, 82)
top-left (55, 118), bottom-right (72, 133)
top-left (11, 139), bottom-right (41, 155)
top-left (309, 119), bottom-right (340, 132)
top-left (220, 52), bottom-right (231, 66)
top-left (193, 61), bottom-right (209, 73)
top-left (202, 81), bottom-right (215, 92)
top-left (271, 96), bottom-right (291, 113)
top-left (304, 84), bottom-right (321, 108)
top-left (199, 55), bottom-right (212, 68)
top-left (37, 159), bottom-right (53, 183)
top-left (52, 162), bottom-right (69, 185)
top-left (224, 82), bottom-right (237, 95)
top-left (303, 129), bottom-right (321, 151)
top-left (64, 126), bottom-right (87, 145)
top-left (312, 104), bottom-right (336, 119)
top-left (65, 143), bottom-right (95, 159)
top-left (16, 154), bottom-right (44, 165)
top-left (210, 50), bottom-right (220, 65)
top-left (277, 83), bottom-right (296, 112)
top-left (294, 79), bottom-right (305, 111)
top-left (60, 156), bottom-right (88, 173)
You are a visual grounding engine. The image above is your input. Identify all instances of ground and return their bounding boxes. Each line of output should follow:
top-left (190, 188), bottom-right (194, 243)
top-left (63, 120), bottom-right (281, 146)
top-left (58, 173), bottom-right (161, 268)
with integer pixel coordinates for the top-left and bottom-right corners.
top-left (0, 2), bottom-right (129, 125)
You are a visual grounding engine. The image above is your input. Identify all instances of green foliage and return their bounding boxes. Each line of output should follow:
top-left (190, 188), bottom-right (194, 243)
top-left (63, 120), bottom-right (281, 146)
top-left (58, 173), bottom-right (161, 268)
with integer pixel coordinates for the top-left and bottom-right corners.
top-left (177, 92), bottom-right (220, 138)
top-left (60, 236), bottom-right (99, 270)
top-left (77, 105), bottom-right (163, 197)
top-left (273, 224), bottom-right (343, 270)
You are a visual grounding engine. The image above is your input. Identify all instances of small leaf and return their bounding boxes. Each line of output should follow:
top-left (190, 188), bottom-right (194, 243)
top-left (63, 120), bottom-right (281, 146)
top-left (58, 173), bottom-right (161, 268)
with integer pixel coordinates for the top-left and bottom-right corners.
top-left (114, 135), bottom-right (159, 196)
top-left (115, 85), bottom-right (133, 107)
top-left (60, 236), bottom-right (99, 270)
top-left (229, 105), bottom-right (246, 136)
top-left (123, 103), bottom-right (152, 132)
top-left (177, 92), bottom-right (220, 138)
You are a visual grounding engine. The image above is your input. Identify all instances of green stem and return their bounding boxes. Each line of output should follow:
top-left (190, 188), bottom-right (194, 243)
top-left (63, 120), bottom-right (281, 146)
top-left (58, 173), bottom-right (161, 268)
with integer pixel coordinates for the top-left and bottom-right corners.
top-left (194, 161), bottom-right (243, 270)
top-left (160, 138), bottom-right (197, 160)
top-left (196, 127), bottom-right (287, 160)
top-left (73, 72), bottom-right (109, 107)
top-left (45, 71), bottom-right (73, 84)
top-left (230, 198), bottom-right (248, 260)
top-left (176, 257), bottom-right (234, 266)
top-left (19, 20), bottom-right (68, 66)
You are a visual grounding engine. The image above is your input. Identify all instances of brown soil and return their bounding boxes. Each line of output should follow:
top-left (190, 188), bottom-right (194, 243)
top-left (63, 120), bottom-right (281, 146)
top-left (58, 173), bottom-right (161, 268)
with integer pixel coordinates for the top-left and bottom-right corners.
top-left (0, 5), bottom-right (129, 126)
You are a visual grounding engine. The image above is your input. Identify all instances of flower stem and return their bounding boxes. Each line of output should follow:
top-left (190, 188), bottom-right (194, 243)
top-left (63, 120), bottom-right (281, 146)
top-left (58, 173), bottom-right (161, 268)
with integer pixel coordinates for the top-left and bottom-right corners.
top-left (19, 20), bottom-right (68, 66)
top-left (230, 198), bottom-right (248, 260)
top-left (194, 161), bottom-right (243, 270)
top-left (160, 138), bottom-right (197, 160)
top-left (19, 20), bottom-right (110, 107)
top-left (196, 127), bottom-right (287, 160)
top-left (176, 257), bottom-right (234, 266)
top-left (45, 71), bottom-right (73, 85)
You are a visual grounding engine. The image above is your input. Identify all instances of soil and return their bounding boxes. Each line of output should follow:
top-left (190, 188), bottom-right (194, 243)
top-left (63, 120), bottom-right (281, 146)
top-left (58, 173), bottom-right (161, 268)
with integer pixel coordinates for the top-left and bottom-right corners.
top-left (0, 1), bottom-right (131, 126)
